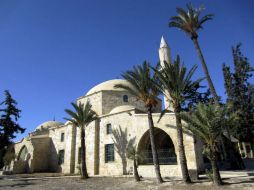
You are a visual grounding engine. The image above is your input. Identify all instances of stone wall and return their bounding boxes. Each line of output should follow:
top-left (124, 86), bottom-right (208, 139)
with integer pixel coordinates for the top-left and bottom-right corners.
top-left (31, 137), bottom-right (50, 172)
top-left (48, 124), bottom-right (75, 173)
top-left (78, 90), bottom-right (162, 116)
top-left (78, 92), bottom-right (102, 115)
top-left (80, 111), bottom-right (203, 178)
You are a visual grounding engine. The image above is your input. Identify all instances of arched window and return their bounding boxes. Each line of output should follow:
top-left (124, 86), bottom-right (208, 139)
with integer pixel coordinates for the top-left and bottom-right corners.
top-left (18, 146), bottom-right (28, 161)
top-left (137, 128), bottom-right (177, 165)
top-left (123, 95), bottom-right (128, 102)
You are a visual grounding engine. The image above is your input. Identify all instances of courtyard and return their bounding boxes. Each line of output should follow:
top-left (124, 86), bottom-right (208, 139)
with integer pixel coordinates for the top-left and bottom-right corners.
top-left (0, 171), bottom-right (254, 190)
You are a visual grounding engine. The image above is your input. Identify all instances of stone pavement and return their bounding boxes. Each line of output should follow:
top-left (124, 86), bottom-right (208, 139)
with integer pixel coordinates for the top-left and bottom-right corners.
top-left (0, 170), bottom-right (253, 190)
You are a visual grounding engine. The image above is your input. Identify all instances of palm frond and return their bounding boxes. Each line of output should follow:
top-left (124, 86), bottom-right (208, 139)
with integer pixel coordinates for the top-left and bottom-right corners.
top-left (64, 101), bottom-right (97, 129)
top-left (169, 4), bottom-right (213, 38)
top-left (115, 61), bottom-right (159, 108)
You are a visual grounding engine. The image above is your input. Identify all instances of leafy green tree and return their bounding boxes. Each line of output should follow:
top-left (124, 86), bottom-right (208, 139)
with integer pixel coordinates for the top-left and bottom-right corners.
top-left (223, 44), bottom-right (254, 143)
top-left (153, 56), bottom-right (202, 183)
top-left (3, 144), bottom-right (15, 165)
top-left (169, 4), bottom-right (219, 105)
top-left (0, 90), bottom-right (25, 167)
top-left (181, 89), bottom-right (213, 111)
top-left (127, 145), bottom-right (143, 182)
top-left (181, 103), bottom-right (224, 186)
top-left (115, 61), bottom-right (163, 183)
top-left (65, 101), bottom-right (97, 179)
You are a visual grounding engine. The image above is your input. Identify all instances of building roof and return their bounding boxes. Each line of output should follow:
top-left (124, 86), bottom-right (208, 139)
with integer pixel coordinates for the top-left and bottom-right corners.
top-left (35, 121), bottom-right (64, 131)
top-left (109, 105), bottom-right (136, 114)
top-left (86, 79), bottom-right (133, 96)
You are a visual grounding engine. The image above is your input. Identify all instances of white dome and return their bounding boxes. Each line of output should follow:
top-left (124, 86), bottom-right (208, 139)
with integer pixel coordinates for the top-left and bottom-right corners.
top-left (109, 105), bottom-right (136, 114)
top-left (86, 79), bottom-right (133, 96)
top-left (35, 121), bottom-right (63, 131)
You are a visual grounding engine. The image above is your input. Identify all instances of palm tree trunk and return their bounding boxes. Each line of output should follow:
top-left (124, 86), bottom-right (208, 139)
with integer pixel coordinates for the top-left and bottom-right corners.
top-left (192, 37), bottom-right (237, 167)
top-left (147, 107), bottom-right (163, 183)
top-left (192, 38), bottom-right (219, 105)
top-left (174, 105), bottom-right (191, 184)
top-left (121, 156), bottom-right (127, 175)
top-left (210, 153), bottom-right (222, 186)
top-left (133, 158), bottom-right (140, 181)
top-left (80, 126), bottom-right (89, 179)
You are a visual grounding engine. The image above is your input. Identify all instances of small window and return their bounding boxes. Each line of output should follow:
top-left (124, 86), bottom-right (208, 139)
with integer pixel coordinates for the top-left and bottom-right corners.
top-left (105, 144), bottom-right (114, 163)
top-left (123, 95), bottom-right (128, 102)
top-left (106, 123), bottom-right (112, 134)
top-left (58, 150), bottom-right (65, 165)
top-left (61, 133), bottom-right (65, 142)
top-left (78, 147), bottom-right (81, 164)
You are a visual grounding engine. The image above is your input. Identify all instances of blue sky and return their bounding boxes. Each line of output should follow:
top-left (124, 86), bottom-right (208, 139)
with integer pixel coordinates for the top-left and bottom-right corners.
top-left (0, 0), bottom-right (253, 141)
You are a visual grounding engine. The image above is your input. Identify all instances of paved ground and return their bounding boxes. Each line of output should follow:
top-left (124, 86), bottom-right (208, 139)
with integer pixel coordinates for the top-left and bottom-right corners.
top-left (0, 171), bottom-right (254, 190)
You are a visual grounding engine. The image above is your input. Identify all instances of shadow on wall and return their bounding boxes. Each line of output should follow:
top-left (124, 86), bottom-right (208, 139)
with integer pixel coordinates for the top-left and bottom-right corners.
top-left (165, 124), bottom-right (193, 136)
top-left (112, 126), bottom-right (136, 175)
top-left (48, 139), bottom-right (61, 173)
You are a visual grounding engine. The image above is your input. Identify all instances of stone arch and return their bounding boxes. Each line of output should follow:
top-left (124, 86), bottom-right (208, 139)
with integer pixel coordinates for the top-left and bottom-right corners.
top-left (137, 127), bottom-right (177, 165)
top-left (18, 145), bottom-right (28, 161)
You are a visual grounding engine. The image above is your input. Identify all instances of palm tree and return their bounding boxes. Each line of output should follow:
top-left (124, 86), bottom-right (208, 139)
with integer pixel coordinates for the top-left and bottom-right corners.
top-left (114, 61), bottom-right (163, 183)
top-left (181, 103), bottom-right (224, 186)
top-left (153, 55), bottom-right (202, 183)
top-left (127, 145), bottom-right (143, 182)
top-left (64, 101), bottom-right (97, 179)
top-left (169, 4), bottom-right (219, 105)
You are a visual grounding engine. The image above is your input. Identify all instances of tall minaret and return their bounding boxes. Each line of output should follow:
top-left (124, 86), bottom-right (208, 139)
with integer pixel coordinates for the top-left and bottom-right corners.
top-left (158, 36), bottom-right (173, 111)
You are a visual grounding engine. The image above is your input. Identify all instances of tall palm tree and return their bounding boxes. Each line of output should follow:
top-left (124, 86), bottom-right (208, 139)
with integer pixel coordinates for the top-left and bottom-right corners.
top-left (64, 101), bottom-right (97, 179)
top-left (153, 55), bottom-right (202, 183)
top-left (114, 61), bottom-right (163, 183)
top-left (181, 103), bottom-right (224, 186)
top-left (169, 4), bottom-right (219, 105)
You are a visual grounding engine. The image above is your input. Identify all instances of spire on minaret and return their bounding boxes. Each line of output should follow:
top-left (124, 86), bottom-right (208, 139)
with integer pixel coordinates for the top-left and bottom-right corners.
top-left (160, 36), bottom-right (168, 48)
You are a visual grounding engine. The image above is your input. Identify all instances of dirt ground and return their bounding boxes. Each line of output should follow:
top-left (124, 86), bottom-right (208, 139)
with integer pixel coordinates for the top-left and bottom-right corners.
top-left (0, 171), bottom-right (254, 190)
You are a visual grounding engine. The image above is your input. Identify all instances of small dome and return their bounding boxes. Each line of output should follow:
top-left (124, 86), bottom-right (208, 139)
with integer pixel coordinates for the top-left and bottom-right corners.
top-left (35, 121), bottom-right (63, 131)
top-left (109, 105), bottom-right (136, 114)
top-left (86, 79), bottom-right (133, 96)
top-left (64, 121), bottom-right (72, 125)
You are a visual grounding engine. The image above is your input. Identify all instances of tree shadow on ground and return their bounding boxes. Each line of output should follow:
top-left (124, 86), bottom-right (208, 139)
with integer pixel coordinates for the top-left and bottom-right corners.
top-left (223, 178), bottom-right (254, 185)
top-left (0, 179), bottom-right (35, 188)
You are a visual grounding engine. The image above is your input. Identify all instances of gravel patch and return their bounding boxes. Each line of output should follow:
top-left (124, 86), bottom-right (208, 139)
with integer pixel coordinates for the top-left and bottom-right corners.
top-left (0, 174), bottom-right (253, 190)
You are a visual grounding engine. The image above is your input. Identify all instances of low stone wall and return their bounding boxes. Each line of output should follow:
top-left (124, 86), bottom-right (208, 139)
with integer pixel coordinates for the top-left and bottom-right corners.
top-left (138, 165), bottom-right (180, 178)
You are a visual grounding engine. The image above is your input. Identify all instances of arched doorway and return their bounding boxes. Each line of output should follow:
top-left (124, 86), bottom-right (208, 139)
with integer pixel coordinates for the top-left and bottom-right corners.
top-left (18, 146), bottom-right (28, 161)
top-left (138, 128), bottom-right (177, 165)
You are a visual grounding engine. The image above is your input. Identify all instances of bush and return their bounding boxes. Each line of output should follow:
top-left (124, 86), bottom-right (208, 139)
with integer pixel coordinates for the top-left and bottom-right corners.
top-left (205, 169), bottom-right (213, 182)
top-left (3, 146), bottom-right (15, 165)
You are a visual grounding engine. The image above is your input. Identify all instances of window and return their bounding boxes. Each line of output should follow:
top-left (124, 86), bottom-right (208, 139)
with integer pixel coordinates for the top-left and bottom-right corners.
top-left (58, 150), bottom-right (65, 165)
top-left (105, 144), bottom-right (114, 162)
top-left (61, 133), bottom-right (65, 142)
top-left (78, 147), bottom-right (81, 164)
top-left (18, 146), bottom-right (28, 161)
top-left (123, 95), bottom-right (128, 102)
top-left (106, 123), bottom-right (112, 134)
